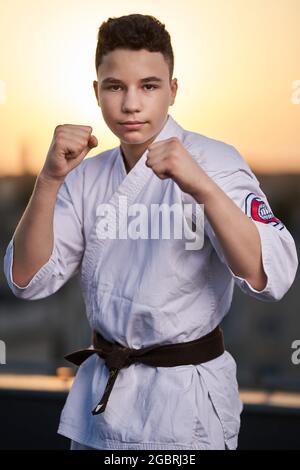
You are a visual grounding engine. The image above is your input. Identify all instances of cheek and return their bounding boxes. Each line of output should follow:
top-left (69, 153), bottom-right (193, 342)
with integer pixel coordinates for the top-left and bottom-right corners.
top-left (99, 97), bottom-right (119, 117)
top-left (147, 95), bottom-right (169, 114)
top-left (99, 93), bottom-right (118, 107)
top-left (155, 92), bottom-right (171, 108)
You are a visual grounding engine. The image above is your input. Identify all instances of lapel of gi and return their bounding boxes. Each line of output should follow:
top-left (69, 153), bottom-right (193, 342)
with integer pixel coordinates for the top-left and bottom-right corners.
top-left (81, 114), bottom-right (185, 288)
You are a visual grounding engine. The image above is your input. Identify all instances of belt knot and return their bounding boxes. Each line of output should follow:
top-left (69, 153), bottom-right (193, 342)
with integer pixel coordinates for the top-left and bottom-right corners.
top-left (103, 345), bottom-right (131, 369)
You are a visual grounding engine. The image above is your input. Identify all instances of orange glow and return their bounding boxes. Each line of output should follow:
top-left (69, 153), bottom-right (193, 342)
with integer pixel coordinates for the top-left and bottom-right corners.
top-left (0, 0), bottom-right (299, 175)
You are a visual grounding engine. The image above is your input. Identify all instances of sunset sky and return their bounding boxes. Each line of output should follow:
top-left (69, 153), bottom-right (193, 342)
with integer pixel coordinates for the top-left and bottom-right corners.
top-left (0, 0), bottom-right (299, 175)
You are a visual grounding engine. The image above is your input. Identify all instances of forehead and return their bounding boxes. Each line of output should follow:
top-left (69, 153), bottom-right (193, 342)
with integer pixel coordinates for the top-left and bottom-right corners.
top-left (98, 48), bottom-right (168, 78)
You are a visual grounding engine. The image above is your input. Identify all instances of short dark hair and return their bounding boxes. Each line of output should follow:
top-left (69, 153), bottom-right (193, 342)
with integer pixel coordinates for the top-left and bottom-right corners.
top-left (95, 14), bottom-right (174, 81)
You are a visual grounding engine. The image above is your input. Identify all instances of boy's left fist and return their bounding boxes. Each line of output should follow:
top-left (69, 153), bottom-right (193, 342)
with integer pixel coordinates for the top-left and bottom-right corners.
top-left (146, 137), bottom-right (204, 196)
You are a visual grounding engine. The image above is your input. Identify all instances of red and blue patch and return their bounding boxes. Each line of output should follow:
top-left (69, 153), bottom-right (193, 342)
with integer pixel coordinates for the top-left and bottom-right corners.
top-left (245, 193), bottom-right (284, 230)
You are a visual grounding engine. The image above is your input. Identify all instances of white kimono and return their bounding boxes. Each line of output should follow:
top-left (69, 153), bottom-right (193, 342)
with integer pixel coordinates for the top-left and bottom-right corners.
top-left (3, 114), bottom-right (298, 450)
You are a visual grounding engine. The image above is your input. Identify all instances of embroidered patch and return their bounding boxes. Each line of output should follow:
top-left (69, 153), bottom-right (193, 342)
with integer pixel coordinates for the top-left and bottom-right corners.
top-left (245, 193), bottom-right (284, 230)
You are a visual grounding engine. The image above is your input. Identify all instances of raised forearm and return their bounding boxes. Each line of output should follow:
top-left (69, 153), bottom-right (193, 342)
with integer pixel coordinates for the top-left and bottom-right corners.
top-left (12, 174), bottom-right (63, 287)
top-left (145, 137), bottom-right (267, 291)
top-left (192, 174), bottom-right (267, 291)
top-left (11, 124), bottom-right (98, 288)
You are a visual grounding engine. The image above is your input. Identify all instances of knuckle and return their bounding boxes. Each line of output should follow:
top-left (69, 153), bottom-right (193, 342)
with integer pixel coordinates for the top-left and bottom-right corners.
top-left (168, 155), bottom-right (177, 171)
top-left (55, 136), bottom-right (64, 147)
top-left (169, 150), bottom-right (178, 161)
top-left (54, 124), bottom-right (63, 133)
top-left (54, 124), bottom-right (68, 136)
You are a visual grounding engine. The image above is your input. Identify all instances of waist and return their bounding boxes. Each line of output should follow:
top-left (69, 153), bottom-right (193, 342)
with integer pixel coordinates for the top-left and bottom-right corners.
top-left (64, 326), bottom-right (225, 415)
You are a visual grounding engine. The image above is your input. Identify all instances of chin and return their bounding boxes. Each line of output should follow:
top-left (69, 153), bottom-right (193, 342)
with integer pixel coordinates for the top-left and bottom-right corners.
top-left (121, 139), bottom-right (149, 146)
top-left (120, 133), bottom-right (153, 145)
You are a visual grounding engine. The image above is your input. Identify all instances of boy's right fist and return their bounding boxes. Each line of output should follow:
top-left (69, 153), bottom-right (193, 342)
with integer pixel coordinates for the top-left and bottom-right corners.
top-left (40, 124), bottom-right (98, 182)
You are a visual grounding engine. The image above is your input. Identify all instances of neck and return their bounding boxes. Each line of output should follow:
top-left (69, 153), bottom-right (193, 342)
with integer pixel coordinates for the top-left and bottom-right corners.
top-left (120, 141), bottom-right (150, 173)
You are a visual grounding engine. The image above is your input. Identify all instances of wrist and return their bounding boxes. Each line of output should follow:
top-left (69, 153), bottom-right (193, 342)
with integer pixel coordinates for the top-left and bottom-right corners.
top-left (36, 171), bottom-right (65, 192)
top-left (189, 174), bottom-right (216, 204)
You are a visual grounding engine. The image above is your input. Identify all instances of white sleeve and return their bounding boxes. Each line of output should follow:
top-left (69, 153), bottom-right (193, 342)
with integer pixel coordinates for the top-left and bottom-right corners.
top-left (3, 174), bottom-right (84, 300)
top-left (204, 163), bottom-right (298, 302)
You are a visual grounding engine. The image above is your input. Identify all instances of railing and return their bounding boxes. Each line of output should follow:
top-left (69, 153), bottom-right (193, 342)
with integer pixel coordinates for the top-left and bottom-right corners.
top-left (0, 373), bottom-right (300, 449)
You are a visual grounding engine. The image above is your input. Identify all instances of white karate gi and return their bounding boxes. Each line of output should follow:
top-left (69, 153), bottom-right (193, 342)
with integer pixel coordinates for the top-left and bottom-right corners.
top-left (3, 114), bottom-right (298, 450)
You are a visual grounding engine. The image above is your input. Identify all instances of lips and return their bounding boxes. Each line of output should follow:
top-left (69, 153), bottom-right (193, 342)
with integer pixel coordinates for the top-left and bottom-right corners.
top-left (120, 122), bottom-right (146, 130)
top-left (121, 121), bottom-right (145, 124)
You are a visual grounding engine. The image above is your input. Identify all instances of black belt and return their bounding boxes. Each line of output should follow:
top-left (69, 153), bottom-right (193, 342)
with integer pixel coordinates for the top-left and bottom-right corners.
top-left (64, 325), bottom-right (225, 415)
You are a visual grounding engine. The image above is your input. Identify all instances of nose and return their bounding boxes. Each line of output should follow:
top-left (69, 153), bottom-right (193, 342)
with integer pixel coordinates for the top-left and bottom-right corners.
top-left (121, 87), bottom-right (142, 114)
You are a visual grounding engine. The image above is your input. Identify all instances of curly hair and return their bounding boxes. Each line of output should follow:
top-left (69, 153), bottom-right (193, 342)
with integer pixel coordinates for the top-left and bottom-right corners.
top-left (95, 14), bottom-right (174, 81)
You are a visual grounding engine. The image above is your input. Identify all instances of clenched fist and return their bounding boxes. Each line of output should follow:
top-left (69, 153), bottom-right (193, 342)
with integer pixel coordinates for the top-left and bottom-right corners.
top-left (146, 137), bottom-right (208, 197)
top-left (40, 124), bottom-right (98, 182)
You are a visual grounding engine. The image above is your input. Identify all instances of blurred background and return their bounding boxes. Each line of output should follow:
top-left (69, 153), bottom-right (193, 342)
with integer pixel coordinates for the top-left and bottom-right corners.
top-left (0, 0), bottom-right (299, 449)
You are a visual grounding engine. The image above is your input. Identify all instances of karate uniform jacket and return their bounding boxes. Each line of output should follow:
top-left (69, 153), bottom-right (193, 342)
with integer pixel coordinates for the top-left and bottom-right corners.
top-left (3, 114), bottom-right (298, 450)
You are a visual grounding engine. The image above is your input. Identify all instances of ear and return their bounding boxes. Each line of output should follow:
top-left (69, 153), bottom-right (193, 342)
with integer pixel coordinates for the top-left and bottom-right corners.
top-left (170, 78), bottom-right (178, 106)
top-left (93, 80), bottom-right (100, 107)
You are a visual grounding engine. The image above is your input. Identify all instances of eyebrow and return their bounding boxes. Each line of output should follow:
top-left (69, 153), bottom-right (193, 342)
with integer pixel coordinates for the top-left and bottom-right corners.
top-left (100, 76), bottom-right (163, 85)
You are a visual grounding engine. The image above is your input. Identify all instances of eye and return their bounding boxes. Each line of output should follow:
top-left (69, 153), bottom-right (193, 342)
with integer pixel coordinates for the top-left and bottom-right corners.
top-left (107, 85), bottom-right (122, 91)
top-left (144, 84), bottom-right (158, 91)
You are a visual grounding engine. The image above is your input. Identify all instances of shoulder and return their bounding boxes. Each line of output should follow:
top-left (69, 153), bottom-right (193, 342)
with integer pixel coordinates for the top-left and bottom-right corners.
top-left (181, 128), bottom-right (256, 180)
